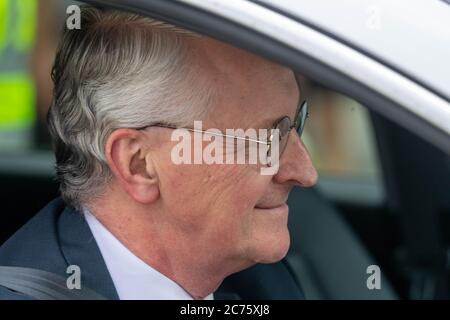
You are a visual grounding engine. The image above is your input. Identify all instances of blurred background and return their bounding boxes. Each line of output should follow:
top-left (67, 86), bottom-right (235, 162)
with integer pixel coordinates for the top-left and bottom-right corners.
top-left (0, 0), bottom-right (79, 151)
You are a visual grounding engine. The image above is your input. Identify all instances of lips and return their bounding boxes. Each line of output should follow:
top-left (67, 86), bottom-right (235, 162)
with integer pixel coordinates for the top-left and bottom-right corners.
top-left (255, 203), bottom-right (286, 210)
top-left (255, 196), bottom-right (289, 210)
top-left (254, 203), bottom-right (289, 214)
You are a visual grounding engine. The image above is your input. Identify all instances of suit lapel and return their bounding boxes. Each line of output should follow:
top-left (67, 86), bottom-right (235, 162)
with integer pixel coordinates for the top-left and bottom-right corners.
top-left (57, 206), bottom-right (119, 300)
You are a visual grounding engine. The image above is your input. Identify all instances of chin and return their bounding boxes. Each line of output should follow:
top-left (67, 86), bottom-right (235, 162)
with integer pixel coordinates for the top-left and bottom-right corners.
top-left (252, 230), bottom-right (291, 264)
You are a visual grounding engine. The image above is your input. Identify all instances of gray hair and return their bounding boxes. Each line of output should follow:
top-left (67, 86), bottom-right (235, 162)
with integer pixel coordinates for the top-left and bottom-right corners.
top-left (48, 6), bottom-right (214, 209)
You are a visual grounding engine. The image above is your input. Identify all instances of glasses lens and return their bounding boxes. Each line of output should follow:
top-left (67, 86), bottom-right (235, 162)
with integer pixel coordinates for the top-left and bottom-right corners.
top-left (295, 101), bottom-right (308, 136)
top-left (268, 117), bottom-right (290, 161)
top-left (266, 101), bottom-right (308, 165)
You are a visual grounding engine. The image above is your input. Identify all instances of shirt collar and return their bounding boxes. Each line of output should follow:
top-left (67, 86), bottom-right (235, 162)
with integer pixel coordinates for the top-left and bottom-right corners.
top-left (83, 209), bottom-right (214, 300)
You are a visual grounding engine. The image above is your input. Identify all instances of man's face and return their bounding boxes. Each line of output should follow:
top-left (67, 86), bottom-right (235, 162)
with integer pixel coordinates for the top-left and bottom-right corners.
top-left (148, 40), bottom-right (318, 273)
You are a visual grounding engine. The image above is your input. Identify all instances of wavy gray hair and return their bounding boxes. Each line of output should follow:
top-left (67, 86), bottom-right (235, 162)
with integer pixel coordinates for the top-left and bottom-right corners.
top-left (47, 6), bottom-right (214, 209)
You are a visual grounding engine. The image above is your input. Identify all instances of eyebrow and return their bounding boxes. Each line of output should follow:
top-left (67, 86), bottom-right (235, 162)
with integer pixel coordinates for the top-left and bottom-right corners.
top-left (254, 93), bottom-right (302, 130)
top-left (255, 74), bottom-right (302, 129)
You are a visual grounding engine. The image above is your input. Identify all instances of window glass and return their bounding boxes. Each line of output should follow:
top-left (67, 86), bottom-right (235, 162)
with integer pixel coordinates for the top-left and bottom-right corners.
top-left (302, 84), bottom-right (385, 205)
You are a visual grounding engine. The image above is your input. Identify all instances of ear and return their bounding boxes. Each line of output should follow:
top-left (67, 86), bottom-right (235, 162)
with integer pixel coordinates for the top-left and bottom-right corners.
top-left (105, 128), bottom-right (160, 204)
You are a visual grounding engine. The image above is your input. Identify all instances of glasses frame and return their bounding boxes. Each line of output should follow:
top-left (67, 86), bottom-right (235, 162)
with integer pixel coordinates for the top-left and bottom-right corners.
top-left (137, 100), bottom-right (309, 165)
top-left (267, 100), bottom-right (308, 160)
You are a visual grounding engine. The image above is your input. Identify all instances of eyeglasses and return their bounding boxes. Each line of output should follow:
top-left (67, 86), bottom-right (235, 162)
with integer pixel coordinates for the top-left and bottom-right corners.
top-left (267, 100), bottom-right (309, 162)
top-left (137, 100), bottom-right (309, 165)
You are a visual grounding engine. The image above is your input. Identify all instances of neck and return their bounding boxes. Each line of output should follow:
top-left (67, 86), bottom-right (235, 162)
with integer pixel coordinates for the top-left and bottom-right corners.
top-left (87, 190), bottom-right (244, 299)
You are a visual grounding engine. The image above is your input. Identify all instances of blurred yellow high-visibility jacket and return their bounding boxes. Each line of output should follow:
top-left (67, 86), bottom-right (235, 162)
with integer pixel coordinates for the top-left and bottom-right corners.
top-left (0, 0), bottom-right (36, 132)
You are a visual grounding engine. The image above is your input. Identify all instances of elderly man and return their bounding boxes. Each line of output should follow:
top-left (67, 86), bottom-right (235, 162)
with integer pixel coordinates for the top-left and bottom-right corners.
top-left (0, 6), bottom-right (317, 300)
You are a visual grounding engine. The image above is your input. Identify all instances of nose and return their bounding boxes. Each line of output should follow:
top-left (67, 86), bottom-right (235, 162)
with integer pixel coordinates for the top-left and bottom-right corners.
top-left (273, 131), bottom-right (318, 187)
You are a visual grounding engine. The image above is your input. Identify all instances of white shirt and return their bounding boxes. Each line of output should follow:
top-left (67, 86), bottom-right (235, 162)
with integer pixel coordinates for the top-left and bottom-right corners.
top-left (84, 210), bottom-right (214, 300)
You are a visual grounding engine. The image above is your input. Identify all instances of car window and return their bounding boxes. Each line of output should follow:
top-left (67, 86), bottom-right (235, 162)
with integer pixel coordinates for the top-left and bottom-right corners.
top-left (302, 83), bottom-right (385, 206)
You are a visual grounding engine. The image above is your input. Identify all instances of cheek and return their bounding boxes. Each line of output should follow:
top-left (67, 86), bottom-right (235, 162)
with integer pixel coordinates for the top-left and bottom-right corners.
top-left (159, 160), bottom-right (271, 233)
top-left (209, 164), bottom-right (270, 209)
top-left (159, 164), bottom-right (208, 224)
top-left (207, 166), bottom-right (273, 239)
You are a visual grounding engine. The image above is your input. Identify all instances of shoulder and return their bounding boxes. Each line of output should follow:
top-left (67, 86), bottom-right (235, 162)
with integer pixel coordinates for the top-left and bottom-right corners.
top-left (0, 198), bottom-right (68, 273)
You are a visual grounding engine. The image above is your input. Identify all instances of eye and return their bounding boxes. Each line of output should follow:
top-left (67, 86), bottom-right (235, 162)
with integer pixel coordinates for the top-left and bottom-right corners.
top-left (276, 116), bottom-right (291, 138)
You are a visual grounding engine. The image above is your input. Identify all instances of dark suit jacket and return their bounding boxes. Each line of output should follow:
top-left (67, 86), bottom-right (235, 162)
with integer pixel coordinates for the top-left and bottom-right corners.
top-left (0, 198), bottom-right (304, 300)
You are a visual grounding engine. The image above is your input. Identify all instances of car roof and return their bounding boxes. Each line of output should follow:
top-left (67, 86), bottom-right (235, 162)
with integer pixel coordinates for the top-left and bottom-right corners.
top-left (256, 0), bottom-right (450, 101)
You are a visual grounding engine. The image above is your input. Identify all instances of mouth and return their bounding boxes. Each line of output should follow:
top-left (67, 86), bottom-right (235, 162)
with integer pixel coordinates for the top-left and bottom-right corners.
top-left (254, 203), bottom-right (289, 214)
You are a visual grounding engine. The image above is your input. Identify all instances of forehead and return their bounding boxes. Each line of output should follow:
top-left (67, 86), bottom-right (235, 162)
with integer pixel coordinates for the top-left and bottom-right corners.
top-left (187, 37), bottom-right (294, 86)
top-left (185, 37), bottom-right (300, 128)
